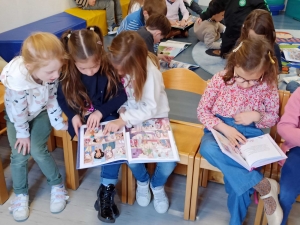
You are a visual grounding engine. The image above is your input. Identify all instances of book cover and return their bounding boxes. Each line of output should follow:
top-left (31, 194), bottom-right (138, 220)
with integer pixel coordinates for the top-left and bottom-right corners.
top-left (159, 60), bottom-right (199, 72)
top-left (77, 118), bottom-right (180, 169)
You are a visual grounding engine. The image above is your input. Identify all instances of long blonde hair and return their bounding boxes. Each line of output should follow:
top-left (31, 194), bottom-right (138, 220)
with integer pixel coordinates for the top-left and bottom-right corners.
top-left (21, 32), bottom-right (67, 74)
top-left (108, 31), bottom-right (159, 101)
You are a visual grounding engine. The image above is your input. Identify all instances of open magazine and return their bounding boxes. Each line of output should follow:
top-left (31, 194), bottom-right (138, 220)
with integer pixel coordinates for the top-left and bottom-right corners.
top-left (159, 60), bottom-right (199, 72)
top-left (211, 129), bottom-right (287, 171)
top-left (77, 118), bottom-right (180, 169)
top-left (158, 40), bottom-right (192, 58)
top-left (172, 15), bottom-right (197, 30)
top-left (282, 48), bottom-right (300, 63)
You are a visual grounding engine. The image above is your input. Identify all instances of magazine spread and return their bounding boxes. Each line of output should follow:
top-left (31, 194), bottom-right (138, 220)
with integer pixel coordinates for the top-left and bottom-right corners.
top-left (158, 40), bottom-right (192, 58)
top-left (159, 60), bottom-right (199, 72)
top-left (172, 15), bottom-right (197, 30)
top-left (282, 48), bottom-right (300, 63)
top-left (211, 129), bottom-right (287, 171)
top-left (77, 118), bottom-right (180, 169)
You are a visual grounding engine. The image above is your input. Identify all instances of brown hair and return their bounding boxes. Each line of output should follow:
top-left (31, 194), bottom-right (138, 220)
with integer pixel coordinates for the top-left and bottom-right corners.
top-left (146, 13), bottom-right (171, 37)
top-left (60, 26), bottom-right (119, 118)
top-left (238, 9), bottom-right (275, 44)
top-left (108, 31), bottom-right (159, 101)
top-left (223, 38), bottom-right (278, 86)
top-left (144, 0), bottom-right (167, 16)
top-left (128, 0), bottom-right (144, 13)
top-left (21, 32), bottom-right (67, 74)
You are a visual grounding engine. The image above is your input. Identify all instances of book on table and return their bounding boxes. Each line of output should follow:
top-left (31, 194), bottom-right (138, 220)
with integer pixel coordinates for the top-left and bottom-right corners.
top-left (210, 129), bottom-right (287, 171)
top-left (76, 118), bottom-right (179, 169)
top-left (158, 40), bottom-right (192, 58)
top-left (171, 15), bottom-right (197, 30)
top-left (159, 60), bottom-right (199, 72)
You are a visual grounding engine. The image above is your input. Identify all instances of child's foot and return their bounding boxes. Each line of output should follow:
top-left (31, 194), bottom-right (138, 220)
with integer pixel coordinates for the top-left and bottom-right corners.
top-left (9, 194), bottom-right (29, 221)
top-left (108, 23), bottom-right (119, 35)
top-left (136, 180), bottom-right (151, 207)
top-left (151, 185), bottom-right (169, 213)
top-left (50, 184), bottom-right (69, 213)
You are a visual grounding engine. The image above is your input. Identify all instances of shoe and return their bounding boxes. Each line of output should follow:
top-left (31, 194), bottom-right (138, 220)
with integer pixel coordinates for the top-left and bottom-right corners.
top-left (108, 23), bottom-right (118, 35)
top-left (95, 184), bottom-right (119, 223)
top-left (9, 194), bottom-right (29, 221)
top-left (94, 184), bottom-right (120, 218)
top-left (260, 178), bottom-right (283, 225)
top-left (136, 180), bottom-right (151, 207)
top-left (151, 185), bottom-right (169, 214)
top-left (50, 184), bottom-right (69, 213)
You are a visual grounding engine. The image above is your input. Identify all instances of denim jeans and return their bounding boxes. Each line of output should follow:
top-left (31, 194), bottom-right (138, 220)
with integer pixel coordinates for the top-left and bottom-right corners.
top-left (286, 81), bottom-right (300, 94)
top-left (200, 115), bottom-right (264, 225)
top-left (128, 162), bottom-right (177, 188)
top-left (5, 110), bottom-right (63, 195)
top-left (279, 147), bottom-right (300, 225)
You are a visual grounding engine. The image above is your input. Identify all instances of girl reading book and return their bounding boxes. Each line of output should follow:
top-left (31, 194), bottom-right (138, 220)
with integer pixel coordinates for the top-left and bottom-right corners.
top-left (104, 31), bottom-right (177, 214)
top-left (197, 38), bottom-right (283, 225)
top-left (58, 26), bottom-right (127, 223)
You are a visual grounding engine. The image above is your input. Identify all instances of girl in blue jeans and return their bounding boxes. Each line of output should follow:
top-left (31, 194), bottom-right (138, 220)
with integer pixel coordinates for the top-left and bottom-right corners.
top-left (57, 26), bottom-right (127, 223)
top-left (104, 31), bottom-right (177, 214)
top-left (197, 38), bottom-right (283, 225)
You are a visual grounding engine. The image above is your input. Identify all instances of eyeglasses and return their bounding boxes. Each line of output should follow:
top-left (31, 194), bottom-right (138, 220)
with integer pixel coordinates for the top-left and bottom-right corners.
top-left (233, 72), bottom-right (263, 85)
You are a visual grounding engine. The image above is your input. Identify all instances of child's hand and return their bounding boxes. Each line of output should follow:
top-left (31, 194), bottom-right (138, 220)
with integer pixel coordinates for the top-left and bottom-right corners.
top-left (214, 123), bottom-right (246, 147)
top-left (61, 122), bottom-right (68, 131)
top-left (72, 115), bottom-right (83, 137)
top-left (87, 110), bottom-right (103, 131)
top-left (118, 107), bottom-right (126, 114)
top-left (196, 18), bottom-right (202, 24)
top-left (157, 54), bottom-right (174, 63)
top-left (88, 0), bottom-right (96, 6)
top-left (15, 137), bottom-right (31, 155)
top-left (180, 19), bottom-right (187, 27)
top-left (234, 111), bottom-right (261, 125)
top-left (103, 118), bottom-right (126, 135)
top-left (170, 20), bottom-right (179, 26)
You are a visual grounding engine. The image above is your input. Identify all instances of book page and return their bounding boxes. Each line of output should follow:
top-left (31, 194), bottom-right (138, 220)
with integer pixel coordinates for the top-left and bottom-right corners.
top-left (283, 49), bottom-right (300, 63)
top-left (77, 122), bottom-right (127, 169)
top-left (126, 118), bottom-right (180, 163)
top-left (171, 15), bottom-right (197, 30)
top-left (159, 40), bottom-right (192, 49)
top-left (159, 60), bottom-right (199, 72)
top-left (157, 45), bottom-right (182, 58)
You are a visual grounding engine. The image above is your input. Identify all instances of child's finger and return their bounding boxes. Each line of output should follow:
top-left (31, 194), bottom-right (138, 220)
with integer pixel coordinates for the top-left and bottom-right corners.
top-left (14, 141), bottom-right (19, 150)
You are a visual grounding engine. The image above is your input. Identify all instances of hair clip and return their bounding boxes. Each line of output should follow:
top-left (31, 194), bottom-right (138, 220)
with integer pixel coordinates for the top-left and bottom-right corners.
top-left (89, 27), bottom-right (95, 31)
top-left (67, 31), bottom-right (72, 39)
top-left (232, 42), bottom-right (243, 52)
top-left (268, 51), bottom-right (275, 64)
top-left (97, 41), bottom-right (102, 45)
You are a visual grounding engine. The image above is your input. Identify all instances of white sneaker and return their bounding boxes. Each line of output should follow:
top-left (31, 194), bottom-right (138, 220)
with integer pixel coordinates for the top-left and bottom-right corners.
top-left (9, 194), bottom-right (29, 221)
top-left (151, 186), bottom-right (169, 214)
top-left (50, 184), bottom-right (69, 213)
top-left (136, 180), bottom-right (151, 207)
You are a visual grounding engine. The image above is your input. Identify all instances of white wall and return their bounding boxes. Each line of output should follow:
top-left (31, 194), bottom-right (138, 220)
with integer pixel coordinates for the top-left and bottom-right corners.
top-left (0, 0), bottom-right (76, 33)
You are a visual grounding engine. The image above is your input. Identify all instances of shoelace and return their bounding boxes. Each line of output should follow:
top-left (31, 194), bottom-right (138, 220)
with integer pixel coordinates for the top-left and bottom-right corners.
top-left (153, 189), bottom-right (167, 203)
top-left (137, 184), bottom-right (149, 196)
top-left (51, 187), bottom-right (69, 203)
top-left (8, 196), bottom-right (28, 212)
top-left (100, 191), bottom-right (114, 214)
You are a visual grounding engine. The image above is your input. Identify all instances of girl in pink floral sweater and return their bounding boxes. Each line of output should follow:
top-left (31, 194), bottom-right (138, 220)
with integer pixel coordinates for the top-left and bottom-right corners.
top-left (197, 38), bottom-right (283, 225)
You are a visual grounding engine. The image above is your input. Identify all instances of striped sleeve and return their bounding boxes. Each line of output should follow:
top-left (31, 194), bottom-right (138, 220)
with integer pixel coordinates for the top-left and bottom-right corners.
top-left (74, 0), bottom-right (88, 8)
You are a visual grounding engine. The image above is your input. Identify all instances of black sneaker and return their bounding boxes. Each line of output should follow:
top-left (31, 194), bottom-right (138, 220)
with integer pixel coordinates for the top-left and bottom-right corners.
top-left (108, 23), bottom-right (118, 35)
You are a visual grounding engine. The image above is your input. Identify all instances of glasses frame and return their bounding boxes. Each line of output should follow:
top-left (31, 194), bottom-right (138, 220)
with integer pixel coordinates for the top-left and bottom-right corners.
top-left (233, 72), bottom-right (264, 85)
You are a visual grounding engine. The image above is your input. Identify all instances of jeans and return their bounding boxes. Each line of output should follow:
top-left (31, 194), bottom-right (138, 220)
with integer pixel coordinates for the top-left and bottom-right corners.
top-left (199, 115), bottom-right (264, 225)
top-left (5, 110), bottom-right (62, 195)
top-left (83, 0), bottom-right (123, 27)
top-left (128, 162), bottom-right (177, 188)
top-left (184, 0), bottom-right (203, 16)
top-left (279, 147), bottom-right (300, 225)
top-left (286, 81), bottom-right (300, 94)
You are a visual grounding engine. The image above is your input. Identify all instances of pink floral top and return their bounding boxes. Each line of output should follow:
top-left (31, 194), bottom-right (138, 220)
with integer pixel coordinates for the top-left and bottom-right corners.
top-left (197, 70), bottom-right (279, 130)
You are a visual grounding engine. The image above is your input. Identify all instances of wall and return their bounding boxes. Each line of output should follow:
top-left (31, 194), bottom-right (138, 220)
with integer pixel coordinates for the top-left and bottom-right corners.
top-left (0, 0), bottom-right (76, 33)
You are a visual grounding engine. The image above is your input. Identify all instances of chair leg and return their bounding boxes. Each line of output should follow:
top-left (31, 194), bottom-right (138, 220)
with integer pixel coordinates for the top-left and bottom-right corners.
top-left (127, 166), bottom-right (136, 205)
top-left (183, 154), bottom-right (195, 220)
top-left (121, 164), bottom-right (128, 204)
top-left (254, 198), bottom-right (265, 225)
top-left (189, 154), bottom-right (201, 221)
top-left (47, 129), bottom-right (56, 152)
top-left (0, 158), bottom-right (9, 204)
top-left (201, 169), bottom-right (209, 187)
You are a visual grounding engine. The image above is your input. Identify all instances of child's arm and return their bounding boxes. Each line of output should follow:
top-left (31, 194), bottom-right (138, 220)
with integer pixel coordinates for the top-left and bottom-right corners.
top-left (203, 28), bottom-right (221, 49)
top-left (46, 80), bottom-right (67, 130)
top-left (217, 23), bottom-right (226, 34)
top-left (277, 88), bottom-right (300, 146)
top-left (179, 0), bottom-right (190, 22)
top-left (74, 0), bottom-right (89, 8)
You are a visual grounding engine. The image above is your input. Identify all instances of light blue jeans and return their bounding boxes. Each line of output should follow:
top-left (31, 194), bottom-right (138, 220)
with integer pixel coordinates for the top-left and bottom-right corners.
top-left (286, 81), bottom-right (300, 93)
top-left (5, 110), bottom-right (63, 195)
top-left (128, 162), bottom-right (177, 188)
top-left (200, 115), bottom-right (264, 225)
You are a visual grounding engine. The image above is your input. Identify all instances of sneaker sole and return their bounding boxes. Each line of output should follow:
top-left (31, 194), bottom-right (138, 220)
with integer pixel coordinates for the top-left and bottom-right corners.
top-left (97, 214), bottom-right (115, 223)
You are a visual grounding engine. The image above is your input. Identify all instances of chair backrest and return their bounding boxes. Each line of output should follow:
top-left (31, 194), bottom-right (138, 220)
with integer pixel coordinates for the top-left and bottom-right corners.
top-left (162, 68), bottom-right (208, 95)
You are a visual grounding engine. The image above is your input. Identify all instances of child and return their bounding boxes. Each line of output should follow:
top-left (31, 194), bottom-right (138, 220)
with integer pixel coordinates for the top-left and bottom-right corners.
top-left (238, 9), bottom-right (282, 72)
top-left (196, 0), bottom-right (269, 57)
top-left (58, 26), bottom-right (127, 223)
top-left (104, 31), bottom-right (177, 214)
top-left (165, 0), bottom-right (190, 38)
top-left (184, 0), bottom-right (203, 16)
top-left (193, 0), bottom-right (225, 49)
top-left (117, 0), bottom-right (167, 35)
top-left (0, 32), bottom-right (69, 221)
top-left (197, 38), bottom-right (283, 225)
top-left (74, 0), bottom-right (123, 35)
top-left (128, 0), bottom-right (144, 14)
top-left (277, 88), bottom-right (300, 225)
top-left (136, 13), bottom-right (172, 62)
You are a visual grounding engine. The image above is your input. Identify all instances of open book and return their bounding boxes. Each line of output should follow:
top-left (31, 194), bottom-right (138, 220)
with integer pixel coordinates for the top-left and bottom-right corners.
top-left (77, 118), bottom-right (180, 169)
top-left (172, 15), bottom-right (197, 30)
top-left (159, 60), bottom-right (199, 72)
top-left (282, 48), bottom-right (300, 63)
top-left (158, 40), bottom-right (192, 58)
top-left (211, 129), bottom-right (287, 171)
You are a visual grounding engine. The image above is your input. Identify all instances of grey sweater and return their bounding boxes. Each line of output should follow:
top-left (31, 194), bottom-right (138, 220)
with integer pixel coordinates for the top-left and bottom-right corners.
top-left (194, 20), bottom-right (225, 49)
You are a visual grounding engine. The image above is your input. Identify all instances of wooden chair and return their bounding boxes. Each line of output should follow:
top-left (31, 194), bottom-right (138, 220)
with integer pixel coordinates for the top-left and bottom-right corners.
top-left (124, 68), bottom-right (207, 220)
top-left (190, 90), bottom-right (291, 221)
